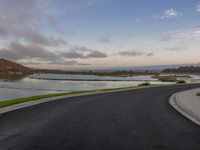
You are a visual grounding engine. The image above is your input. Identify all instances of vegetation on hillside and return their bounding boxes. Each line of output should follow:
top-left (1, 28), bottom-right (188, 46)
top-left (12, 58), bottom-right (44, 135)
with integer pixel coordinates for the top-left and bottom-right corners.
top-left (0, 58), bottom-right (32, 75)
top-left (152, 75), bottom-right (178, 82)
top-left (35, 69), bottom-right (159, 77)
top-left (162, 66), bottom-right (200, 74)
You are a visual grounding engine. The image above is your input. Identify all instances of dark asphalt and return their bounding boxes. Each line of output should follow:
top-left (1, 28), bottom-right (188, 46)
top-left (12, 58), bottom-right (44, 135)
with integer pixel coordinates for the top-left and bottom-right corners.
top-left (0, 84), bottom-right (200, 150)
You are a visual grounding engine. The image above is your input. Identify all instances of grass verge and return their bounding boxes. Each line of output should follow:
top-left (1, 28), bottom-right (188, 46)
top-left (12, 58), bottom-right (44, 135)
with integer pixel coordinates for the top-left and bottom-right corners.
top-left (0, 90), bottom-right (98, 108)
top-left (0, 84), bottom-right (176, 108)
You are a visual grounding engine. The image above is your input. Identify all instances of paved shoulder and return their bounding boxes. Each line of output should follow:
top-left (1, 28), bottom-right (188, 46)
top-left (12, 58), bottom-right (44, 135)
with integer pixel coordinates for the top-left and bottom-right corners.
top-left (169, 88), bottom-right (200, 125)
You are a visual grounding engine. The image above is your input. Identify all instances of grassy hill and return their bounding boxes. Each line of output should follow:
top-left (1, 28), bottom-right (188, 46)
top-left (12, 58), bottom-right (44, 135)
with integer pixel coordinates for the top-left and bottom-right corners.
top-left (0, 58), bottom-right (31, 74)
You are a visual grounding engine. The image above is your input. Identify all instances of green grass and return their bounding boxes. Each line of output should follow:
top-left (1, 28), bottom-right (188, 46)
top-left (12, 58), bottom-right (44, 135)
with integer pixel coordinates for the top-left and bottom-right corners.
top-left (0, 90), bottom-right (97, 108)
top-left (0, 84), bottom-right (177, 108)
top-left (0, 87), bottom-right (139, 108)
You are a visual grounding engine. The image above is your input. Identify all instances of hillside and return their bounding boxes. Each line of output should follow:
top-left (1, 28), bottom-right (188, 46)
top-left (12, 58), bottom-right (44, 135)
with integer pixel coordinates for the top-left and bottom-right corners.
top-left (0, 58), bottom-right (31, 74)
top-left (162, 66), bottom-right (200, 74)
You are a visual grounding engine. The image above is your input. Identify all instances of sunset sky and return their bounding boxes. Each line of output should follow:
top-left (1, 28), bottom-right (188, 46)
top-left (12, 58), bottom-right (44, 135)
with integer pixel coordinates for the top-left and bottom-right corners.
top-left (0, 0), bottom-right (200, 70)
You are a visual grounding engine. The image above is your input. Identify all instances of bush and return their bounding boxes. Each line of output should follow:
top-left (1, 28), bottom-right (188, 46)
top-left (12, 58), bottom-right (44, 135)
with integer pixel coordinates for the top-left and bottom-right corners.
top-left (152, 75), bottom-right (177, 82)
top-left (138, 82), bottom-right (151, 86)
top-left (176, 80), bottom-right (186, 84)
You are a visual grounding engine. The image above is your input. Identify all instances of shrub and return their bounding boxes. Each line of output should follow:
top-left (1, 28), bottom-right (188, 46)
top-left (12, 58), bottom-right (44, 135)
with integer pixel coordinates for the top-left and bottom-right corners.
top-left (176, 80), bottom-right (186, 84)
top-left (138, 82), bottom-right (151, 86)
top-left (152, 75), bottom-right (178, 82)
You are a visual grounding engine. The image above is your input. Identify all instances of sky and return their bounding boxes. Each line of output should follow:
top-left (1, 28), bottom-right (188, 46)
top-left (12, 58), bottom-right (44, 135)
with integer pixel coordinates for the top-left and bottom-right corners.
top-left (0, 0), bottom-right (200, 70)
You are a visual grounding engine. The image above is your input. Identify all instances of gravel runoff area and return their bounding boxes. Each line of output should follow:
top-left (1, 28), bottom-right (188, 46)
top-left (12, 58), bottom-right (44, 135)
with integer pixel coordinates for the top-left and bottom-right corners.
top-left (169, 88), bottom-right (200, 126)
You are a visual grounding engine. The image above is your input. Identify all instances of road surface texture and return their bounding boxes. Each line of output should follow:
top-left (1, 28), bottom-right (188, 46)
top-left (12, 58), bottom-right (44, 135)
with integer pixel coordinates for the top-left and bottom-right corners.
top-left (0, 84), bottom-right (200, 150)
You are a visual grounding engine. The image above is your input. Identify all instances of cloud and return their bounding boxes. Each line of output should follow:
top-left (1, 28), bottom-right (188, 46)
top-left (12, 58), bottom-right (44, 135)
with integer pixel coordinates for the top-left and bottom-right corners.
top-left (48, 0), bottom-right (112, 15)
top-left (61, 46), bottom-right (107, 59)
top-left (0, 0), bottom-right (67, 46)
top-left (16, 29), bottom-right (67, 46)
top-left (10, 42), bottom-right (57, 60)
top-left (62, 51), bottom-right (84, 59)
top-left (118, 50), bottom-right (142, 56)
top-left (48, 60), bottom-right (90, 66)
top-left (161, 8), bottom-right (178, 19)
top-left (0, 0), bottom-right (113, 67)
top-left (164, 46), bottom-right (188, 51)
top-left (0, 40), bottom-right (107, 67)
top-left (20, 58), bottom-right (90, 66)
top-left (0, 26), bottom-right (67, 47)
top-left (146, 53), bottom-right (154, 57)
top-left (85, 51), bottom-right (107, 58)
top-left (118, 50), bottom-right (154, 57)
top-left (67, 46), bottom-right (94, 52)
top-left (161, 27), bottom-right (200, 42)
top-left (0, 26), bottom-right (8, 37)
top-left (0, 0), bottom-right (52, 26)
top-left (0, 48), bottom-right (23, 60)
top-left (0, 42), bottom-right (92, 66)
top-left (0, 0), bottom-right (70, 67)
top-left (197, 4), bottom-right (200, 13)
top-left (0, 42), bottom-right (57, 60)
top-left (154, 8), bottom-right (181, 19)
top-left (19, 60), bottom-right (41, 66)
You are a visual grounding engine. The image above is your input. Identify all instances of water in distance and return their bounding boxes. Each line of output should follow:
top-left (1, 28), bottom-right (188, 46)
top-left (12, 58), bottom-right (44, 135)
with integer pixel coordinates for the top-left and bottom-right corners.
top-left (0, 73), bottom-right (171, 101)
top-left (29, 73), bottom-right (158, 81)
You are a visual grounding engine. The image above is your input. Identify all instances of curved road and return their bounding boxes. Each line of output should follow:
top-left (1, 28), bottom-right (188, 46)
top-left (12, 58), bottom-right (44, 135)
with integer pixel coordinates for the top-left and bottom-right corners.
top-left (0, 84), bottom-right (200, 150)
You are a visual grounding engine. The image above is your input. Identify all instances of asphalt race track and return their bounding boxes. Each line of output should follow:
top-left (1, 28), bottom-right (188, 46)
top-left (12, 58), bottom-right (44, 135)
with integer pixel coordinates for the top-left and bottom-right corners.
top-left (0, 84), bottom-right (200, 150)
